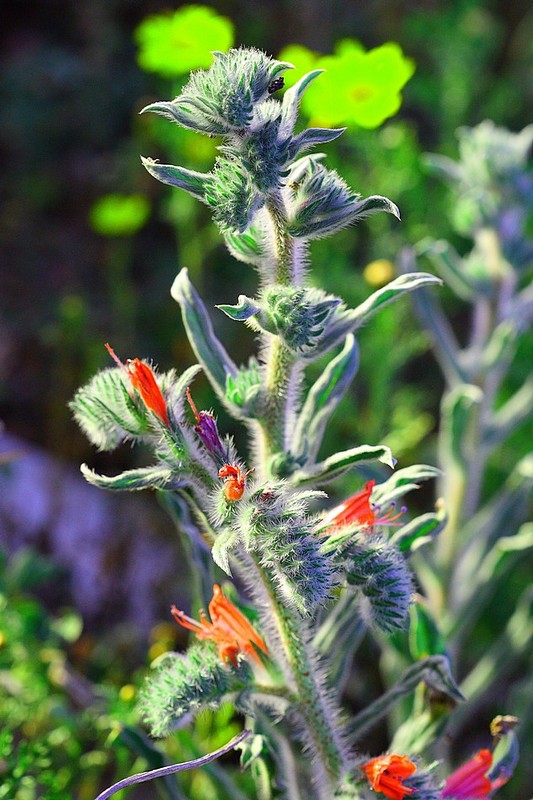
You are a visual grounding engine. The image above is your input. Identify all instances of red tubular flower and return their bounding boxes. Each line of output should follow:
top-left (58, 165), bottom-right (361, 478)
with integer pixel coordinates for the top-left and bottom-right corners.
top-left (361, 754), bottom-right (416, 800)
top-left (105, 343), bottom-right (169, 426)
top-left (171, 584), bottom-right (268, 666)
top-left (441, 749), bottom-right (494, 799)
top-left (320, 479), bottom-right (406, 532)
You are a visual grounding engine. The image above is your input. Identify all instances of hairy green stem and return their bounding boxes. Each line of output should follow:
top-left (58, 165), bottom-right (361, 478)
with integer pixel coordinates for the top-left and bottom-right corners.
top-left (252, 194), bottom-right (347, 793)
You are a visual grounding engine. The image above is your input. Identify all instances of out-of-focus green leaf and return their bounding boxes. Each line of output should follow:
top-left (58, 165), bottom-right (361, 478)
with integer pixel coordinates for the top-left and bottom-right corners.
top-left (347, 655), bottom-right (463, 741)
top-left (89, 194), bottom-right (150, 237)
top-left (409, 598), bottom-right (447, 660)
top-left (440, 384), bottom-right (483, 471)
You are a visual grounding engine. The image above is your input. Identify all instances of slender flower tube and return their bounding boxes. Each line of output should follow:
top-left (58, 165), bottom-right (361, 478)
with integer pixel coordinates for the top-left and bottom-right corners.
top-left (320, 479), bottom-right (406, 531)
top-left (171, 583), bottom-right (268, 666)
top-left (361, 753), bottom-right (416, 800)
top-left (185, 387), bottom-right (226, 461)
top-left (105, 343), bottom-right (169, 426)
top-left (441, 749), bottom-right (494, 798)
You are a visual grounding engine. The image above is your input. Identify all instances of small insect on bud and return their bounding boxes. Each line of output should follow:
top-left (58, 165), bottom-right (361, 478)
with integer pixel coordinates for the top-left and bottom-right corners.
top-left (218, 464), bottom-right (254, 502)
top-left (268, 76), bottom-right (284, 94)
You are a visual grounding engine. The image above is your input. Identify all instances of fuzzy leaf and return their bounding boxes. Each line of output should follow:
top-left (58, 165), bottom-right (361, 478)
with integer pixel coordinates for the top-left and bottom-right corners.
top-left (290, 126), bottom-right (346, 158)
top-left (211, 528), bottom-right (239, 575)
top-left (372, 465), bottom-right (442, 506)
top-left (139, 644), bottom-right (252, 737)
top-left (171, 269), bottom-right (238, 402)
top-left (217, 295), bottom-right (261, 321)
top-left (70, 367), bottom-right (150, 450)
top-left (81, 463), bottom-right (183, 491)
top-left (391, 500), bottom-right (448, 553)
top-left (141, 157), bottom-right (209, 202)
top-left (293, 445), bottom-right (396, 485)
top-left (292, 334), bottom-right (359, 462)
top-left (280, 69), bottom-right (324, 135)
top-left (346, 273), bottom-right (442, 332)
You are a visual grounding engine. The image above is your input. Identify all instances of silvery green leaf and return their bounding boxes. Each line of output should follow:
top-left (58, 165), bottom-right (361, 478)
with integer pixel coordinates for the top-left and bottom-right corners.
top-left (397, 247), bottom-right (467, 387)
top-left (222, 211), bottom-right (275, 269)
top-left (141, 158), bottom-right (209, 203)
top-left (345, 273), bottom-right (442, 331)
top-left (317, 271), bottom-right (444, 356)
top-left (81, 463), bottom-right (182, 491)
top-left (141, 99), bottom-right (228, 136)
top-left (391, 501), bottom-right (448, 553)
top-left (293, 445), bottom-right (396, 485)
top-left (216, 295), bottom-right (261, 321)
top-left (415, 238), bottom-right (488, 300)
top-left (372, 465), bottom-right (442, 506)
top-left (292, 334), bottom-right (359, 462)
top-left (211, 528), bottom-right (239, 575)
top-left (171, 269), bottom-right (238, 403)
top-left (280, 69), bottom-right (324, 136)
top-left (290, 126), bottom-right (346, 159)
top-left (347, 655), bottom-right (464, 741)
top-left (440, 384), bottom-right (483, 471)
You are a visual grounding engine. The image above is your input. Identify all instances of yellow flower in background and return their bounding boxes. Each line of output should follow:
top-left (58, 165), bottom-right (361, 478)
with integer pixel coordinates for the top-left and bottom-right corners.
top-left (279, 39), bottom-right (415, 129)
top-left (135, 5), bottom-right (234, 78)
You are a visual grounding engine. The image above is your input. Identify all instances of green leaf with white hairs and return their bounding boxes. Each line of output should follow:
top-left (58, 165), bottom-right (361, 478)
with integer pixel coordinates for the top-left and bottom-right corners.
top-left (139, 644), bottom-right (253, 738)
top-left (81, 463), bottom-right (184, 491)
top-left (370, 464), bottom-right (441, 507)
top-left (292, 444), bottom-right (396, 485)
top-left (171, 268), bottom-right (238, 404)
top-left (141, 157), bottom-right (210, 202)
top-left (391, 500), bottom-right (448, 553)
top-left (216, 295), bottom-right (261, 321)
top-left (292, 334), bottom-right (359, 462)
top-left (346, 273), bottom-right (442, 331)
top-left (280, 69), bottom-right (324, 135)
top-left (70, 367), bottom-right (150, 451)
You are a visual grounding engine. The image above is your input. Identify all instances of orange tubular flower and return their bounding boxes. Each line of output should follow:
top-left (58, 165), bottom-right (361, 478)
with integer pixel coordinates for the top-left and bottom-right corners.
top-left (441, 749), bottom-right (494, 799)
top-left (171, 584), bottom-right (268, 666)
top-left (320, 479), bottom-right (405, 532)
top-left (105, 343), bottom-right (169, 426)
top-left (361, 754), bottom-right (416, 800)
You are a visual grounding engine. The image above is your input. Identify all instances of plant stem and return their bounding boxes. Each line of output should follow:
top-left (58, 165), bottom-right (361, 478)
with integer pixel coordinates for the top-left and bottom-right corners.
top-left (251, 193), bottom-right (347, 795)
